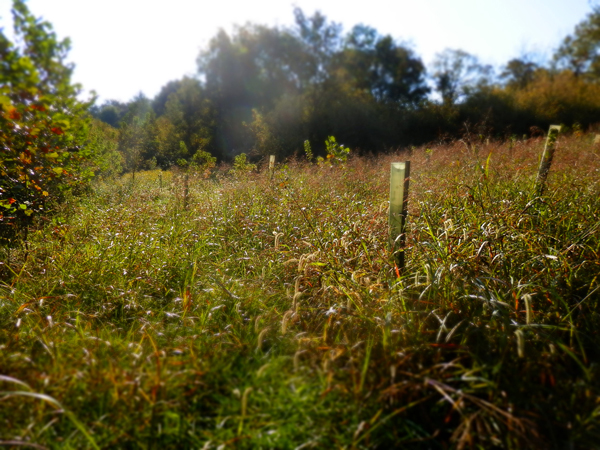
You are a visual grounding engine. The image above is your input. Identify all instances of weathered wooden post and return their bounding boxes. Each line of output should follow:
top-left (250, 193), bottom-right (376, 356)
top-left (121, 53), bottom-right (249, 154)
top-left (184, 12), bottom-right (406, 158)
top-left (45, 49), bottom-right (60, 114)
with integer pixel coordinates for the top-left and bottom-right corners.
top-left (535, 125), bottom-right (561, 195)
top-left (183, 173), bottom-right (189, 210)
top-left (389, 161), bottom-right (411, 272)
top-left (269, 155), bottom-right (275, 180)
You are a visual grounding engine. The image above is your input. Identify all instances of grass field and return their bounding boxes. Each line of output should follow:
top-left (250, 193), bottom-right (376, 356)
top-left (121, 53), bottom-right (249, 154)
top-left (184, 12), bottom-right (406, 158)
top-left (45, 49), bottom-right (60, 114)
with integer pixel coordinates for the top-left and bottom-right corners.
top-left (1, 134), bottom-right (599, 449)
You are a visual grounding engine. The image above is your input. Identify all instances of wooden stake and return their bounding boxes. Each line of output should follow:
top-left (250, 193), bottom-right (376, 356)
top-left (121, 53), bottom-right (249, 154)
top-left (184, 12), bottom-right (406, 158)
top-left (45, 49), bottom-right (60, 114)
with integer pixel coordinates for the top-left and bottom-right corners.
top-left (269, 155), bottom-right (275, 180)
top-left (389, 161), bottom-right (410, 272)
top-left (535, 125), bottom-right (561, 195)
top-left (183, 173), bottom-right (189, 210)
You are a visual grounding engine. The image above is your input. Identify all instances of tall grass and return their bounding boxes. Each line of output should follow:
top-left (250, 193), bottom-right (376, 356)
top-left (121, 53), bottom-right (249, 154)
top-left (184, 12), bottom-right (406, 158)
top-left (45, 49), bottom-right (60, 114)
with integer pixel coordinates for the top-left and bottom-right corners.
top-left (1, 134), bottom-right (599, 448)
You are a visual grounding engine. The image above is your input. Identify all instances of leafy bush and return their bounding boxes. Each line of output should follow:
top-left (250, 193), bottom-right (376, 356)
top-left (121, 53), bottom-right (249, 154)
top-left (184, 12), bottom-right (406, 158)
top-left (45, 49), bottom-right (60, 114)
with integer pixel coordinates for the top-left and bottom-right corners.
top-left (86, 119), bottom-right (122, 178)
top-left (0, 0), bottom-right (93, 244)
top-left (303, 139), bottom-right (313, 162)
top-left (318, 135), bottom-right (350, 165)
top-left (190, 149), bottom-right (217, 177)
top-left (230, 153), bottom-right (257, 174)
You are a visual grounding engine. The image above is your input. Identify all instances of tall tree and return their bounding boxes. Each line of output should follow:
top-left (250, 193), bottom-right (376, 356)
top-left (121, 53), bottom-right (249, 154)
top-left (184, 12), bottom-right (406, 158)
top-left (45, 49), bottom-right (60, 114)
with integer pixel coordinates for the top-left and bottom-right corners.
top-left (340, 26), bottom-right (429, 106)
top-left (431, 49), bottom-right (493, 106)
top-left (152, 79), bottom-right (184, 117)
top-left (500, 58), bottom-right (539, 90)
top-left (117, 94), bottom-right (158, 173)
top-left (161, 77), bottom-right (217, 163)
top-left (90, 100), bottom-right (128, 127)
top-left (86, 119), bottom-right (122, 178)
top-left (291, 8), bottom-right (343, 88)
top-left (555, 6), bottom-right (600, 78)
top-left (197, 22), bottom-right (307, 156)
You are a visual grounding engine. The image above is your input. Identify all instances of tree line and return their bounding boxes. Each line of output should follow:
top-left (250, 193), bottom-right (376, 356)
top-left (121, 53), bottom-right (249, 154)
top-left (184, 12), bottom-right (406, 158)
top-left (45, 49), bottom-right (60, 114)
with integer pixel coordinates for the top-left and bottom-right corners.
top-left (88, 6), bottom-right (600, 172)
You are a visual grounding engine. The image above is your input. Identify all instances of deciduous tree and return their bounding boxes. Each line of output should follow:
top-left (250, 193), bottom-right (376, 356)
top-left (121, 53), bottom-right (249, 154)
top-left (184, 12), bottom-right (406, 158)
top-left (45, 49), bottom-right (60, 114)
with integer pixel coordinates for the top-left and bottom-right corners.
top-left (555, 7), bottom-right (600, 78)
top-left (0, 0), bottom-right (93, 243)
top-left (431, 49), bottom-right (493, 106)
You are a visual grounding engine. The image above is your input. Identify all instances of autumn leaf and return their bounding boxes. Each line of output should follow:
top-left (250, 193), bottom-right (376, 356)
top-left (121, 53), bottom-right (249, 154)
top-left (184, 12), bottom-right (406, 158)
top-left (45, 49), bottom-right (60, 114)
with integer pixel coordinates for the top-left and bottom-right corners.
top-left (8, 108), bottom-right (21, 120)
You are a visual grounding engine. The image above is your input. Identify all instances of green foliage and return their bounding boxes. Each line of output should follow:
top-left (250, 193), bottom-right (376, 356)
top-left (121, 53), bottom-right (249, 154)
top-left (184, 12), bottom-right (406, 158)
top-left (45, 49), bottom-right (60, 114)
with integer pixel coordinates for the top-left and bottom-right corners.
top-left (431, 49), bottom-right (493, 106)
top-left (117, 116), bottom-right (146, 174)
top-left (85, 119), bottom-right (122, 178)
top-left (189, 149), bottom-right (217, 177)
top-left (90, 100), bottom-right (128, 127)
top-left (303, 139), bottom-right (313, 162)
top-left (245, 109), bottom-right (280, 157)
top-left (555, 6), bottom-right (600, 77)
top-left (500, 58), bottom-right (538, 89)
top-left (115, 77), bottom-right (218, 170)
top-left (341, 25), bottom-right (430, 105)
top-left (230, 152), bottom-right (257, 174)
top-left (0, 0), bottom-right (93, 244)
top-left (179, 140), bottom-right (189, 156)
top-left (324, 135), bottom-right (350, 164)
top-left (196, 10), bottom-right (429, 158)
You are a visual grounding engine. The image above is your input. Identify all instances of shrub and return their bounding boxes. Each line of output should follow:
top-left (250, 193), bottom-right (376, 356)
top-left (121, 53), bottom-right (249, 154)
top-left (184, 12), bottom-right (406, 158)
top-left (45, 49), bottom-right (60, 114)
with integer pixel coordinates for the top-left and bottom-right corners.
top-left (190, 149), bottom-right (217, 178)
top-left (0, 0), bottom-right (93, 244)
top-left (319, 135), bottom-right (350, 165)
top-left (230, 153), bottom-right (257, 174)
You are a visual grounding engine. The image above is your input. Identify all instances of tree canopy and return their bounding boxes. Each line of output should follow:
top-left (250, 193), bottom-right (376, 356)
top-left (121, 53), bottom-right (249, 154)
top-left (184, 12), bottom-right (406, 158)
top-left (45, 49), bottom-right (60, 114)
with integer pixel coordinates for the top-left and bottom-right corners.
top-left (555, 6), bottom-right (600, 78)
top-left (86, 6), bottom-right (600, 171)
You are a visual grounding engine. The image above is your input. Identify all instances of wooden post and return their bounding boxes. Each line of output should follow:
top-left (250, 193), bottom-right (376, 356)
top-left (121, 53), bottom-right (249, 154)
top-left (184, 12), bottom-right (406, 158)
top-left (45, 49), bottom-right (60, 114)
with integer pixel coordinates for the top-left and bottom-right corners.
top-left (389, 162), bottom-right (410, 272)
top-left (269, 155), bottom-right (275, 180)
top-left (183, 173), bottom-right (189, 210)
top-left (535, 125), bottom-right (561, 195)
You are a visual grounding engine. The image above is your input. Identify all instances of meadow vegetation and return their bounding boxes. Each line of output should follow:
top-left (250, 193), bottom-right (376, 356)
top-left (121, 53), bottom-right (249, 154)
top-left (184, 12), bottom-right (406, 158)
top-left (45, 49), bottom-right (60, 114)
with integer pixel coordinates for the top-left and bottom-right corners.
top-left (1, 133), bottom-right (599, 449)
top-left (2, 2), bottom-right (600, 447)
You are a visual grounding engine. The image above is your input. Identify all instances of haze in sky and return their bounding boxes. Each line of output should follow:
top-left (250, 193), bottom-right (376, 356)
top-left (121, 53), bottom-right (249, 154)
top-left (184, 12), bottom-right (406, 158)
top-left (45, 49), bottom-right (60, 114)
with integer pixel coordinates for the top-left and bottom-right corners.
top-left (0, 0), bottom-right (593, 103)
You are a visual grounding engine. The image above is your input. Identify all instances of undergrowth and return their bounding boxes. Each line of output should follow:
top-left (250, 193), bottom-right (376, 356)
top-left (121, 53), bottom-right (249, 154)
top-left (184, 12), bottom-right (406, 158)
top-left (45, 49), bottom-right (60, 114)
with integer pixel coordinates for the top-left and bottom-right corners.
top-left (1, 134), bottom-right (599, 449)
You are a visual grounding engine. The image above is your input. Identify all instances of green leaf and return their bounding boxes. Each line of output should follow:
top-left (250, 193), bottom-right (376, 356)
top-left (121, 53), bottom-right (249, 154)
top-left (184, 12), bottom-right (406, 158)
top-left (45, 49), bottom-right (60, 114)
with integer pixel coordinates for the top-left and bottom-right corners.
top-left (0, 95), bottom-right (13, 112)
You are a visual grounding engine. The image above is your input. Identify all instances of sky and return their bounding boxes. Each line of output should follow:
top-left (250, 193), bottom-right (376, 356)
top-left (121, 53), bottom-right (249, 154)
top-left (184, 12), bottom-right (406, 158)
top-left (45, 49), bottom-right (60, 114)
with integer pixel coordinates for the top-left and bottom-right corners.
top-left (0, 0), bottom-right (594, 103)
